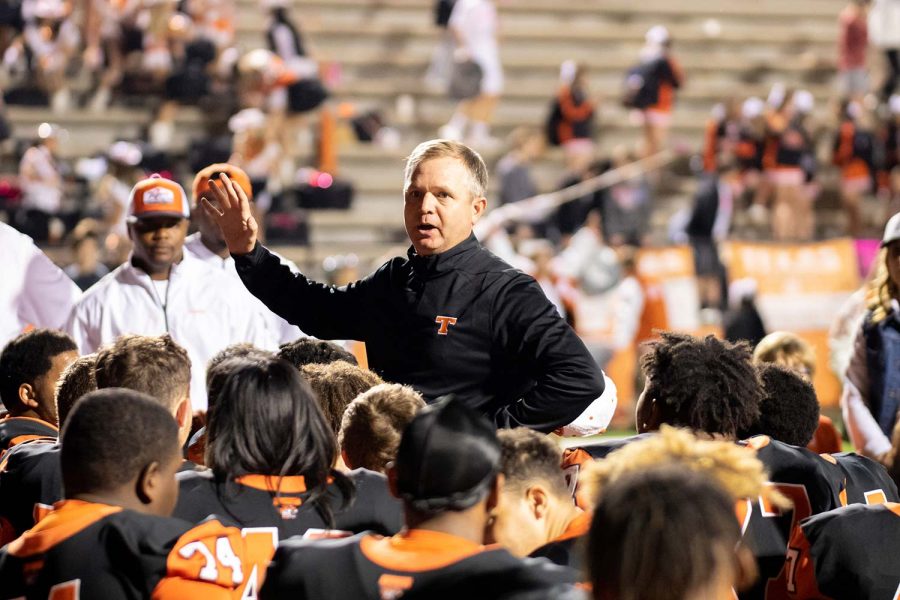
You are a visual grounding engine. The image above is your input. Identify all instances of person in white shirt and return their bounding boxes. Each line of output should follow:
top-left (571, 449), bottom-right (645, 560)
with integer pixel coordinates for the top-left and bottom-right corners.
top-left (440, 0), bottom-right (502, 147)
top-left (183, 163), bottom-right (303, 344)
top-left (18, 124), bottom-right (64, 241)
top-left (0, 222), bottom-right (82, 347)
top-left (65, 174), bottom-right (276, 411)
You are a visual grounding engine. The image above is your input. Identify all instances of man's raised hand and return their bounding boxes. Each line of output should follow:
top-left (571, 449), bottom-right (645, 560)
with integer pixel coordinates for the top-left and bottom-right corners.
top-left (201, 172), bottom-right (258, 255)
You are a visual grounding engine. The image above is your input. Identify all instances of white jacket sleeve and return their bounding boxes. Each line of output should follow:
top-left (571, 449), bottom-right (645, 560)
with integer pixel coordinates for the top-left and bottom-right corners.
top-left (19, 240), bottom-right (82, 332)
top-left (64, 300), bottom-right (101, 354)
top-left (841, 325), bottom-right (892, 456)
top-left (842, 378), bottom-right (892, 457)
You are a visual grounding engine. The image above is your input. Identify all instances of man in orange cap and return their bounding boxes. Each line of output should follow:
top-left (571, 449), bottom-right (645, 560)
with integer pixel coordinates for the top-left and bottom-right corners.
top-left (65, 174), bottom-right (276, 410)
top-left (185, 163), bottom-right (302, 343)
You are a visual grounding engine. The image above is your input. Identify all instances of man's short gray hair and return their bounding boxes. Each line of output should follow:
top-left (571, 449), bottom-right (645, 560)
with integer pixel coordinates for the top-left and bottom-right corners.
top-left (403, 139), bottom-right (489, 200)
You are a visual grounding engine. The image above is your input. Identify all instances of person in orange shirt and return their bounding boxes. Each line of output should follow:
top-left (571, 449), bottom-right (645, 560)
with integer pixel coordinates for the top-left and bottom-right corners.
top-left (550, 61), bottom-right (597, 170)
top-left (637, 25), bottom-right (684, 157)
top-left (833, 99), bottom-right (881, 237)
top-left (0, 329), bottom-right (78, 457)
top-left (702, 98), bottom-right (743, 174)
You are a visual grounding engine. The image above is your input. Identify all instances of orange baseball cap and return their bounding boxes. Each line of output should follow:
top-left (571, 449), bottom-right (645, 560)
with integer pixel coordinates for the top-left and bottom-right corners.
top-left (127, 174), bottom-right (190, 222)
top-left (192, 163), bottom-right (253, 205)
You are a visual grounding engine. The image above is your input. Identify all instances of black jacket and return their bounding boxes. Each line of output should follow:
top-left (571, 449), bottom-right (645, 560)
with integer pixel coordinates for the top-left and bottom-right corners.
top-left (233, 234), bottom-right (603, 432)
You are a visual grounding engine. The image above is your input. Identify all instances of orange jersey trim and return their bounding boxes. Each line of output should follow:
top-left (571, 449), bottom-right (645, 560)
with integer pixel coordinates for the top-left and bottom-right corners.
top-left (807, 416), bottom-right (842, 455)
top-left (0, 415), bottom-right (59, 433)
top-left (554, 511), bottom-right (592, 543)
top-left (359, 529), bottom-right (486, 572)
top-left (7, 500), bottom-right (122, 558)
top-left (888, 502), bottom-right (900, 518)
top-left (235, 475), bottom-right (308, 494)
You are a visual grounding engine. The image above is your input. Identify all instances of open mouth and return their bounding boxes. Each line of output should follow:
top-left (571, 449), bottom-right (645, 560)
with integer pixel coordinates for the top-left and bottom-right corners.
top-left (417, 224), bottom-right (437, 232)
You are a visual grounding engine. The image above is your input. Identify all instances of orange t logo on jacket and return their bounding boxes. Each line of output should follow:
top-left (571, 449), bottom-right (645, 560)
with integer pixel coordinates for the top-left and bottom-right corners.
top-left (435, 316), bottom-right (458, 335)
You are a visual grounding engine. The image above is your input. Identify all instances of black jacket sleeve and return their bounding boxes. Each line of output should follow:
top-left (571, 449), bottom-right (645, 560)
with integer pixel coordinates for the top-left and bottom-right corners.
top-left (490, 276), bottom-right (604, 432)
top-left (232, 242), bottom-right (373, 341)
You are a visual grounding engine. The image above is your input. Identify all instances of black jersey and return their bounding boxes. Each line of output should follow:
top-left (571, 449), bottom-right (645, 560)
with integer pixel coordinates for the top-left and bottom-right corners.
top-left (0, 499), bottom-right (248, 600)
top-left (561, 434), bottom-right (654, 508)
top-left (260, 529), bottom-right (579, 600)
top-left (0, 416), bottom-right (57, 460)
top-left (528, 511), bottom-right (591, 574)
top-left (828, 452), bottom-right (900, 506)
top-left (739, 436), bottom-right (846, 600)
top-left (788, 502), bottom-right (900, 600)
top-left (0, 440), bottom-right (61, 545)
top-left (0, 442), bottom-right (207, 546)
top-left (174, 468), bottom-right (403, 538)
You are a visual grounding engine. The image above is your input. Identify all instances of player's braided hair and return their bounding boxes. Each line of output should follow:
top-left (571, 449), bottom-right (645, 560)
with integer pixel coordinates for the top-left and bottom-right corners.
top-left (640, 332), bottom-right (762, 438)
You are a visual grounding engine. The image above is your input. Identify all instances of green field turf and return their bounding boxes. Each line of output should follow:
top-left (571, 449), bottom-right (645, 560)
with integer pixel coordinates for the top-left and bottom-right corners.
top-left (559, 429), bottom-right (856, 453)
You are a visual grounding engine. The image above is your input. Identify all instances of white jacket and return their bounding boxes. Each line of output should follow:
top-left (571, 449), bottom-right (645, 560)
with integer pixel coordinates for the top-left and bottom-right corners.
top-left (870, 0), bottom-right (900, 48)
top-left (183, 232), bottom-right (303, 344)
top-left (0, 222), bottom-right (82, 346)
top-left (65, 254), bottom-right (278, 410)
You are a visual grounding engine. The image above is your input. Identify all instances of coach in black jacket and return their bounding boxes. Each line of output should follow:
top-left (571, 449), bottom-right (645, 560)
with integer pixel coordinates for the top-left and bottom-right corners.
top-left (202, 139), bottom-right (604, 432)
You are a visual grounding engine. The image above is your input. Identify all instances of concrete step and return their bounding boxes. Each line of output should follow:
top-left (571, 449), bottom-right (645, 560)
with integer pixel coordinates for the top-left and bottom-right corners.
top-left (233, 19), bottom-right (838, 50)
top-left (257, 0), bottom-right (846, 22)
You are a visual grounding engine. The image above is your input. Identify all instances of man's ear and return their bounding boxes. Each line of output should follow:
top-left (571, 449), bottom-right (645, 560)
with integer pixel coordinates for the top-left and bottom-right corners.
top-left (386, 463), bottom-right (399, 499)
top-left (18, 383), bottom-right (38, 410)
top-left (174, 397), bottom-right (191, 430)
top-left (136, 461), bottom-right (162, 506)
top-left (525, 485), bottom-right (550, 519)
top-left (471, 196), bottom-right (487, 224)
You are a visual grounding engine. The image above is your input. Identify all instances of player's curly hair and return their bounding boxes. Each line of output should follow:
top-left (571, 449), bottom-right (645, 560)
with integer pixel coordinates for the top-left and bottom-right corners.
top-left (582, 425), bottom-right (789, 511)
top-left (339, 383), bottom-right (425, 473)
top-left (640, 332), bottom-right (762, 438)
top-left (300, 362), bottom-right (383, 436)
top-left (738, 363), bottom-right (820, 447)
top-left (276, 338), bottom-right (357, 369)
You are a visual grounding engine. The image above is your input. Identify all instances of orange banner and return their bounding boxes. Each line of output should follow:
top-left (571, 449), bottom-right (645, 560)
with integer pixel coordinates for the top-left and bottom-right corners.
top-left (721, 239), bottom-right (861, 407)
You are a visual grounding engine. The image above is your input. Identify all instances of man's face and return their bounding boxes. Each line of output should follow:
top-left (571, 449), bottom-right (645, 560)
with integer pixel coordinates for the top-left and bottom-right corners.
top-left (34, 350), bottom-right (78, 424)
top-left (404, 157), bottom-right (486, 256)
top-left (193, 196), bottom-right (227, 253)
top-left (486, 486), bottom-right (548, 557)
top-left (129, 217), bottom-right (188, 273)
